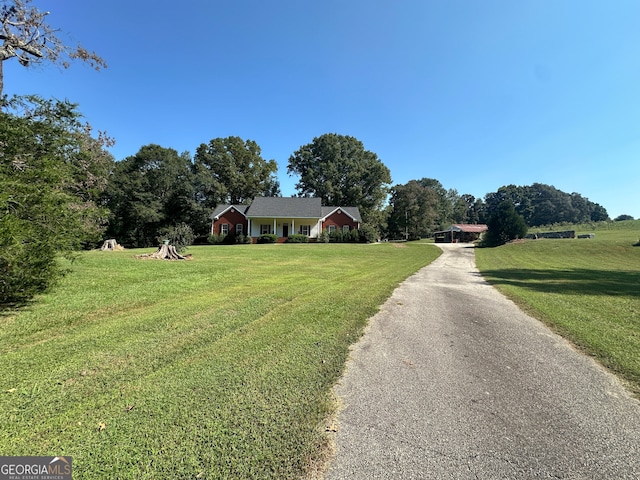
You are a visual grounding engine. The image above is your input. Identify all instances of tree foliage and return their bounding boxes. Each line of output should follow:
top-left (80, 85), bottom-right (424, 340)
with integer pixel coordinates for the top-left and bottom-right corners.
top-left (0, 0), bottom-right (106, 96)
top-left (484, 183), bottom-right (609, 227)
top-left (387, 180), bottom-right (439, 239)
top-left (0, 95), bottom-right (112, 305)
top-left (483, 201), bottom-right (528, 247)
top-left (194, 136), bottom-right (279, 205)
top-left (104, 145), bottom-right (199, 248)
top-left (386, 178), bottom-right (482, 239)
top-left (287, 133), bottom-right (391, 224)
top-left (103, 137), bottom-right (281, 247)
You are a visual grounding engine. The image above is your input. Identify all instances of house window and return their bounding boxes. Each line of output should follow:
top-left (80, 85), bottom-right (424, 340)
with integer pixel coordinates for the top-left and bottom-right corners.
top-left (236, 224), bottom-right (243, 235)
top-left (260, 224), bottom-right (272, 235)
top-left (220, 224), bottom-right (229, 235)
top-left (299, 225), bottom-right (310, 236)
top-left (326, 225), bottom-right (336, 233)
top-left (342, 225), bottom-right (350, 233)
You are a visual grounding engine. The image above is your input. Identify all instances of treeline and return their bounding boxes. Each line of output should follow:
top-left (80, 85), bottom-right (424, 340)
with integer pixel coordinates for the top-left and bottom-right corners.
top-left (386, 180), bottom-right (609, 240)
top-left (484, 183), bottom-right (609, 227)
top-left (1, 97), bottom-right (613, 304)
top-left (105, 139), bottom-right (280, 248)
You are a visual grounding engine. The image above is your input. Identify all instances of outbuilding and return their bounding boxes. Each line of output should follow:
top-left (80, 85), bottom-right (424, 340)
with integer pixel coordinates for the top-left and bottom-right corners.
top-left (434, 224), bottom-right (488, 243)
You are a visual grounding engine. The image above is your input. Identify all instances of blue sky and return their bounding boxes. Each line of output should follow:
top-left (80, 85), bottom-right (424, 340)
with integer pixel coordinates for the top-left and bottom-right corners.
top-left (6, 0), bottom-right (640, 218)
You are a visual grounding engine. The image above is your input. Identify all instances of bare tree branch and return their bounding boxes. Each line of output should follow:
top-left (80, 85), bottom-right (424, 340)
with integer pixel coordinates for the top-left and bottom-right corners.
top-left (0, 0), bottom-right (106, 95)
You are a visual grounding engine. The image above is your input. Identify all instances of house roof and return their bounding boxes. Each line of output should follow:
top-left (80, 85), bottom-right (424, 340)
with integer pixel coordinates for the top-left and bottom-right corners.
top-left (211, 197), bottom-right (363, 222)
top-left (246, 196), bottom-right (322, 218)
top-left (210, 204), bottom-right (249, 220)
top-left (321, 206), bottom-right (362, 223)
top-left (448, 224), bottom-right (488, 233)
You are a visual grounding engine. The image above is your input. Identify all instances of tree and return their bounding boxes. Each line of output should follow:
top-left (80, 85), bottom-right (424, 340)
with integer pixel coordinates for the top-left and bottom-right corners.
top-left (387, 180), bottom-right (439, 239)
top-left (0, 95), bottom-right (112, 305)
top-left (287, 133), bottom-right (391, 224)
top-left (415, 178), bottom-right (453, 228)
top-left (614, 214), bottom-right (634, 221)
top-left (194, 136), bottom-right (279, 205)
top-left (0, 0), bottom-right (106, 96)
top-left (483, 201), bottom-right (528, 247)
top-left (452, 193), bottom-right (483, 224)
top-left (104, 145), bottom-right (198, 247)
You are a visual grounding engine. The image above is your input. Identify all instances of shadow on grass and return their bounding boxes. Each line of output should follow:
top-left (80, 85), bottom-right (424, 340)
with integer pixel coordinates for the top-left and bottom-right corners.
top-left (479, 268), bottom-right (640, 297)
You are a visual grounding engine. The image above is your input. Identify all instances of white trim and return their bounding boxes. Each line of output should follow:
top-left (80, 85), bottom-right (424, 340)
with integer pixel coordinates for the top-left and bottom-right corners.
top-left (320, 207), bottom-right (359, 222)
top-left (213, 205), bottom-right (247, 221)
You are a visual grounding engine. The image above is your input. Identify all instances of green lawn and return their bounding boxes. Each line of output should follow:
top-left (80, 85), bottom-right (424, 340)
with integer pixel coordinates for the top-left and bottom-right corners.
top-left (476, 220), bottom-right (640, 395)
top-left (0, 242), bottom-right (440, 479)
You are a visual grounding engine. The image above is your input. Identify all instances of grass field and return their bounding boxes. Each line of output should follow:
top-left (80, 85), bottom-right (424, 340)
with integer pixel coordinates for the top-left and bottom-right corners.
top-left (0, 242), bottom-right (440, 479)
top-left (476, 220), bottom-right (640, 395)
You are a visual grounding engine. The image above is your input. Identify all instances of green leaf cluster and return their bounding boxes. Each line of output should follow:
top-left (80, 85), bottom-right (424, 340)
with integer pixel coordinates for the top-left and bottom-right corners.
top-left (0, 96), bottom-right (112, 305)
top-left (484, 183), bottom-right (609, 227)
top-left (104, 137), bottom-right (281, 248)
top-left (287, 133), bottom-right (391, 224)
top-left (482, 201), bottom-right (528, 246)
top-left (194, 136), bottom-right (279, 205)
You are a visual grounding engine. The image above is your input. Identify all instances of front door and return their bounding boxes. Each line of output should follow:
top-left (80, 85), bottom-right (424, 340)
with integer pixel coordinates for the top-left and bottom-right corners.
top-left (283, 223), bottom-right (289, 237)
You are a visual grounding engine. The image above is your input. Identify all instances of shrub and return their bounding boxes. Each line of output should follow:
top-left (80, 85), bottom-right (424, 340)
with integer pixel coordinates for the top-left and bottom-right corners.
top-left (257, 234), bottom-right (278, 244)
top-left (358, 224), bottom-right (378, 243)
top-left (0, 239), bottom-right (64, 306)
top-left (318, 231), bottom-right (329, 243)
top-left (207, 234), bottom-right (227, 245)
top-left (235, 234), bottom-right (252, 244)
top-left (481, 201), bottom-right (528, 247)
top-left (156, 223), bottom-right (194, 253)
top-left (328, 230), bottom-right (344, 243)
top-left (287, 234), bottom-right (309, 243)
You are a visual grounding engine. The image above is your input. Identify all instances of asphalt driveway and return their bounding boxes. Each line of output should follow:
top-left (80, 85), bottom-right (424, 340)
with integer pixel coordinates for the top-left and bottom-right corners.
top-left (324, 243), bottom-right (640, 479)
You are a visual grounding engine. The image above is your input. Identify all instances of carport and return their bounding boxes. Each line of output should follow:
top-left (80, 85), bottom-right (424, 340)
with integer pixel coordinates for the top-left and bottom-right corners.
top-left (434, 224), bottom-right (488, 243)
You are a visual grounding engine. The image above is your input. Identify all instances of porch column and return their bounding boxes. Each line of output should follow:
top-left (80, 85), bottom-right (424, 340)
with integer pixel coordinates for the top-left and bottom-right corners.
top-left (248, 219), bottom-right (251, 237)
top-left (273, 219), bottom-right (277, 236)
top-left (292, 218), bottom-right (295, 234)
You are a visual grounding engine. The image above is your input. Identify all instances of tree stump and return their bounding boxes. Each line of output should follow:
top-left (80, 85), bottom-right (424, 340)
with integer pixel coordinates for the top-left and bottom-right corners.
top-left (135, 244), bottom-right (191, 260)
top-left (101, 239), bottom-right (124, 251)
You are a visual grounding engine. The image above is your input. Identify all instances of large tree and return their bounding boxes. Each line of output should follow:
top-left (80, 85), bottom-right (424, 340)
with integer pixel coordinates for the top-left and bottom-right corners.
top-left (0, 95), bottom-right (112, 305)
top-left (387, 180), bottom-right (439, 240)
top-left (194, 136), bottom-right (279, 205)
top-left (104, 145), bottom-right (198, 247)
top-left (451, 193), bottom-right (483, 224)
top-left (287, 133), bottom-right (391, 223)
top-left (483, 201), bottom-right (528, 247)
top-left (0, 0), bottom-right (106, 96)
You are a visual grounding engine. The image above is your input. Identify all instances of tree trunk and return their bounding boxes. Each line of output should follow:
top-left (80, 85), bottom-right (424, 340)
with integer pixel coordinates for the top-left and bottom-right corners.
top-left (135, 244), bottom-right (190, 260)
top-left (100, 239), bottom-right (123, 251)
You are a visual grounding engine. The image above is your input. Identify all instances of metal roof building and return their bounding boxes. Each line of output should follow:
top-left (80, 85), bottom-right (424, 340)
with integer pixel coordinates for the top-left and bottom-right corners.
top-left (434, 224), bottom-right (488, 243)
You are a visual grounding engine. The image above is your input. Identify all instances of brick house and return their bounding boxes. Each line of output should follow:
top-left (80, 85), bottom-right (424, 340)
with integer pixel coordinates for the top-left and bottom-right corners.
top-left (210, 197), bottom-right (362, 243)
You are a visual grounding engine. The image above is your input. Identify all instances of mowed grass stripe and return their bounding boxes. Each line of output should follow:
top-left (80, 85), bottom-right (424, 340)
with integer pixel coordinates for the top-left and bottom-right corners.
top-left (476, 221), bottom-right (640, 395)
top-left (0, 242), bottom-right (440, 479)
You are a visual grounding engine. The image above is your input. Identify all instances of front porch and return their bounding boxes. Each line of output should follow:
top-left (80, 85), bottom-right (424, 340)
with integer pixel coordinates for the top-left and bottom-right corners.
top-left (248, 217), bottom-right (321, 240)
